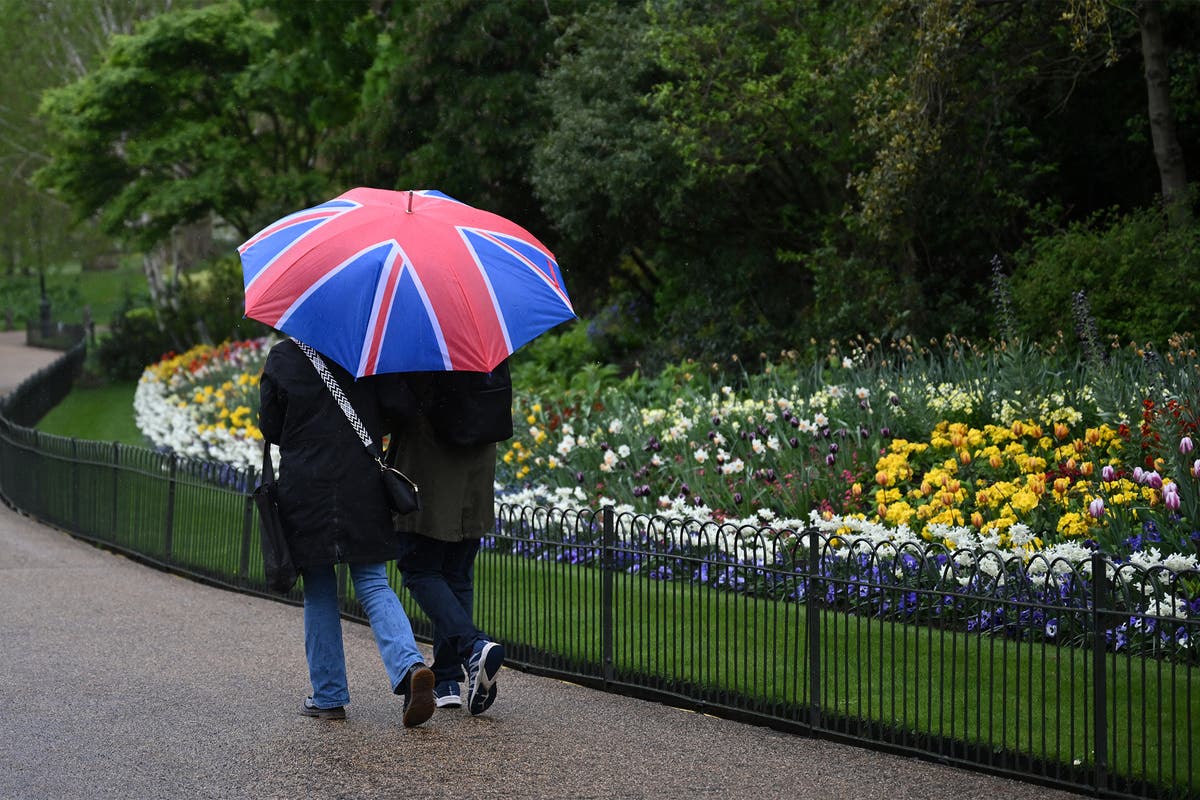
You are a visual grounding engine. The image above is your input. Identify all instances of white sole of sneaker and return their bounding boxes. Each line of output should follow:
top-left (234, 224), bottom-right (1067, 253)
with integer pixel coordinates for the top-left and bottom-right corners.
top-left (468, 641), bottom-right (504, 715)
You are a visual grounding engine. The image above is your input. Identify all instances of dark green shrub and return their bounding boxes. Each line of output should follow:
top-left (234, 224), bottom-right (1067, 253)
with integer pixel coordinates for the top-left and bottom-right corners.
top-left (164, 255), bottom-right (271, 346)
top-left (1011, 202), bottom-right (1200, 348)
top-left (96, 306), bottom-right (174, 381)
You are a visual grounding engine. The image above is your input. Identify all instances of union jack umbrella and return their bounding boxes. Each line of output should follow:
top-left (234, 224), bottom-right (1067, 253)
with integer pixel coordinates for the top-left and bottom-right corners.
top-left (238, 187), bottom-right (575, 376)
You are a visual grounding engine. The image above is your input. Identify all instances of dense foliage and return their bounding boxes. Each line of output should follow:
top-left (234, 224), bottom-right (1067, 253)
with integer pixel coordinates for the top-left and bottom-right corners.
top-left (13, 0), bottom-right (1197, 371)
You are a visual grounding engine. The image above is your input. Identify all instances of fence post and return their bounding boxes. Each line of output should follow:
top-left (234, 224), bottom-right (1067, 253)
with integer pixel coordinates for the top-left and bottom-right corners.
top-left (70, 438), bottom-right (80, 530)
top-left (1091, 552), bottom-right (1108, 793)
top-left (807, 527), bottom-right (821, 731)
top-left (240, 466), bottom-right (257, 581)
top-left (109, 440), bottom-right (119, 539)
top-left (601, 504), bottom-right (615, 688)
top-left (163, 454), bottom-right (177, 560)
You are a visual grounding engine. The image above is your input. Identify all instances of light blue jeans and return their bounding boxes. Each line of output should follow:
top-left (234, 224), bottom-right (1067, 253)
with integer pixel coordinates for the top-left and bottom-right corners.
top-left (302, 562), bottom-right (424, 709)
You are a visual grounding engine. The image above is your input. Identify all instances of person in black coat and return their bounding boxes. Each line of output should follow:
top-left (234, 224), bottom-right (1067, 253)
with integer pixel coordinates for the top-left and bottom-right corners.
top-left (259, 337), bottom-right (435, 726)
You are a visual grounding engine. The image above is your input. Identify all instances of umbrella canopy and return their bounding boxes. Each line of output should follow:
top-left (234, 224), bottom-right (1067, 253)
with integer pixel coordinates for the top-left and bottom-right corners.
top-left (239, 187), bottom-right (575, 376)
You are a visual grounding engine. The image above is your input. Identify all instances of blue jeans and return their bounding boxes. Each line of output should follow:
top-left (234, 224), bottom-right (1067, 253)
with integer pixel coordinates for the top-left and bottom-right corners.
top-left (302, 562), bottom-right (424, 709)
top-left (396, 534), bottom-right (483, 684)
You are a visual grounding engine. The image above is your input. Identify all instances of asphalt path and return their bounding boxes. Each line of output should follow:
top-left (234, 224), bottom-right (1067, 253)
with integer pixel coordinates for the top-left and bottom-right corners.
top-left (0, 332), bottom-right (1083, 799)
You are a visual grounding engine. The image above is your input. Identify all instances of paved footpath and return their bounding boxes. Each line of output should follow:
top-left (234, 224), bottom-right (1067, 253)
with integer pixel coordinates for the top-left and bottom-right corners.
top-left (0, 333), bottom-right (1083, 799)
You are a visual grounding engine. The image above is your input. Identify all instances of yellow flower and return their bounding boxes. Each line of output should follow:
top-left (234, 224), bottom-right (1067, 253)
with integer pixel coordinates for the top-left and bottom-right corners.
top-left (1056, 512), bottom-right (1090, 538)
top-left (1009, 489), bottom-right (1039, 515)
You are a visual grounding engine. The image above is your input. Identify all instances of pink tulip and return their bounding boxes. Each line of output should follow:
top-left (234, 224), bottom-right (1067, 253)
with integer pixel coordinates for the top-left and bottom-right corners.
top-left (1193, 459), bottom-right (1200, 479)
top-left (1101, 465), bottom-right (1116, 482)
top-left (1182, 436), bottom-right (1195, 454)
top-left (1088, 497), bottom-right (1105, 519)
top-left (1163, 483), bottom-right (1181, 511)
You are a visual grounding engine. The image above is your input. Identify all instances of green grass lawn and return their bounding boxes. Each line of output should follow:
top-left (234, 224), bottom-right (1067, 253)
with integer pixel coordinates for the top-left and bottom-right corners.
top-left (35, 380), bottom-right (142, 443)
top-left (2, 259), bottom-right (144, 327)
top-left (471, 549), bottom-right (1199, 793)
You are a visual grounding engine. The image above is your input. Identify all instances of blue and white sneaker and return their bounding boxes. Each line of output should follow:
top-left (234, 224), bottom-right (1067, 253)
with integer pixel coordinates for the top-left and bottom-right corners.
top-left (465, 639), bottom-right (504, 716)
top-left (434, 680), bottom-right (461, 709)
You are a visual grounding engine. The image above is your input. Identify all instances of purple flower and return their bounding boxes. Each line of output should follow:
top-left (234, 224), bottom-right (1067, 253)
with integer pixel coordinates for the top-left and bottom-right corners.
top-left (1182, 436), bottom-right (1195, 454)
top-left (1164, 482), bottom-right (1181, 511)
top-left (1088, 497), bottom-right (1105, 518)
top-left (1102, 465), bottom-right (1116, 482)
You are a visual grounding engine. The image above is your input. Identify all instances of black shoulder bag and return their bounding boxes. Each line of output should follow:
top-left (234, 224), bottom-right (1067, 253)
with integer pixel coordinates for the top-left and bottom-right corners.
top-left (252, 441), bottom-right (299, 594)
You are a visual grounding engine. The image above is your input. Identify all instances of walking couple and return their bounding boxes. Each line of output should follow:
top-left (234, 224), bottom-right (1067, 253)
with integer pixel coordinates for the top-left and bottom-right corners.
top-left (258, 338), bottom-right (510, 727)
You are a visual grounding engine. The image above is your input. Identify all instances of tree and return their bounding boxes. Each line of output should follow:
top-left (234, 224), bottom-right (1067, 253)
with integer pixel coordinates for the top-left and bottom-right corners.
top-left (36, 1), bottom-right (383, 247)
top-left (0, 0), bottom-right (188, 275)
top-left (1135, 0), bottom-right (1189, 222)
top-left (350, 0), bottom-right (579, 248)
top-left (530, 3), bottom-right (685, 308)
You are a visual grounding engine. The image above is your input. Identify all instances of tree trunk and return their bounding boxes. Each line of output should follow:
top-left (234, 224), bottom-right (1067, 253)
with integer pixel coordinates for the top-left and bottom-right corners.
top-left (1137, 0), bottom-right (1189, 225)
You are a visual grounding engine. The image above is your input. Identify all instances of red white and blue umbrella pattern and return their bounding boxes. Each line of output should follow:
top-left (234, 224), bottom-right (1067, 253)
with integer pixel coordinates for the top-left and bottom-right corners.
top-left (239, 187), bottom-right (575, 377)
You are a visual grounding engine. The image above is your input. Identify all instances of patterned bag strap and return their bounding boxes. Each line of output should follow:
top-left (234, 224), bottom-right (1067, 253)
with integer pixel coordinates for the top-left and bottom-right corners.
top-left (292, 339), bottom-right (379, 456)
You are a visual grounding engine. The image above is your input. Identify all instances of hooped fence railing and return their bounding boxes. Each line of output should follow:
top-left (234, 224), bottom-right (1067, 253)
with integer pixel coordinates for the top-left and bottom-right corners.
top-left (2, 346), bottom-right (1198, 800)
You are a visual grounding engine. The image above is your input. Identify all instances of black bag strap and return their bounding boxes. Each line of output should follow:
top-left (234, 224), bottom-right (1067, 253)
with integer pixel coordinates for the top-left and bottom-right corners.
top-left (260, 441), bottom-right (276, 481)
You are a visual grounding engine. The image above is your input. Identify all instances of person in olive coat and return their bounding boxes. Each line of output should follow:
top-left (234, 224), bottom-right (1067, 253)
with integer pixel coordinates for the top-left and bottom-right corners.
top-left (259, 338), bottom-right (435, 726)
top-left (389, 366), bottom-right (510, 715)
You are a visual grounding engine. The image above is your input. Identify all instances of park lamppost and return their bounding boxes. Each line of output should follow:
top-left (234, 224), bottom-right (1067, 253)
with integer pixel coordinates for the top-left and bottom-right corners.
top-left (38, 271), bottom-right (52, 339)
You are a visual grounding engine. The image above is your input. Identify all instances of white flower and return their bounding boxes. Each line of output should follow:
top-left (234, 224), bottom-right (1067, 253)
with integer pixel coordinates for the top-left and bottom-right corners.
top-left (694, 448), bottom-right (709, 464)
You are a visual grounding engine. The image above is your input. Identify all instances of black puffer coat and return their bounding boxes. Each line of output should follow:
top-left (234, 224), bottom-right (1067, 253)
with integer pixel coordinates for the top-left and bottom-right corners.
top-left (259, 339), bottom-right (414, 568)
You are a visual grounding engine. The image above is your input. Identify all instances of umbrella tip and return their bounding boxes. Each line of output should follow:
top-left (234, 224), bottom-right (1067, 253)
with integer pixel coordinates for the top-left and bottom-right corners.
top-left (407, 190), bottom-right (413, 213)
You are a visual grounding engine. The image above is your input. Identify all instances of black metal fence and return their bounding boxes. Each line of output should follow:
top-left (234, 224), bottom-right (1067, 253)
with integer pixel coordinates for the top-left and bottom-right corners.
top-left (1, 348), bottom-right (1197, 800)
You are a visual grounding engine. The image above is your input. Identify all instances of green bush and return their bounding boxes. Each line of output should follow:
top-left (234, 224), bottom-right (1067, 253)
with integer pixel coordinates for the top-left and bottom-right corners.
top-left (96, 306), bottom-right (174, 381)
top-left (164, 255), bottom-right (271, 346)
top-left (509, 320), bottom-right (621, 397)
top-left (1011, 202), bottom-right (1200, 349)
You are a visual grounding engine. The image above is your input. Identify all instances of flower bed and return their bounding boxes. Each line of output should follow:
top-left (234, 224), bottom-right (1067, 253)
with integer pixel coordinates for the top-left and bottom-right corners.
top-left (134, 337), bottom-right (271, 468)
top-left (133, 333), bottom-right (1199, 655)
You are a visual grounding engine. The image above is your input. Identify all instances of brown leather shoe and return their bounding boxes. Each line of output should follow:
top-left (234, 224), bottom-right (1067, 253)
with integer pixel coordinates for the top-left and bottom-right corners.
top-left (402, 665), bottom-right (436, 728)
